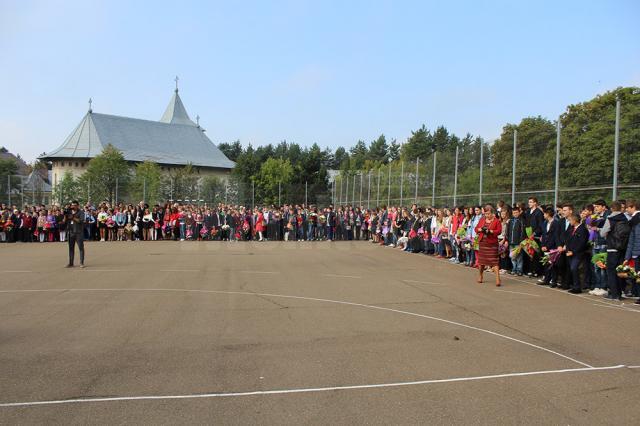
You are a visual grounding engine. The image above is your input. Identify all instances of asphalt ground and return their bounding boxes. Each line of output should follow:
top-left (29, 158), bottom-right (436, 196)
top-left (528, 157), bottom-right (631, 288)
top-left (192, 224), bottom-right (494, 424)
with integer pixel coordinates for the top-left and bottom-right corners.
top-left (1, 241), bottom-right (639, 425)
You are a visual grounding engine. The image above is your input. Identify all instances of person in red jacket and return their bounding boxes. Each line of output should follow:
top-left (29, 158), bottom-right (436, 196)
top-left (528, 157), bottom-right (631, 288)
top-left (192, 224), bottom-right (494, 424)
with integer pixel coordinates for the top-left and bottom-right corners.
top-left (474, 204), bottom-right (503, 286)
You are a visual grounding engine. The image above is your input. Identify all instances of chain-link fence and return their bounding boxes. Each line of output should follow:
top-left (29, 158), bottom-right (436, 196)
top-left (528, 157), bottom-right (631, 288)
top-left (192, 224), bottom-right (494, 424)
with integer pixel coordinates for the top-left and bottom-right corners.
top-left (335, 90), bottom-right (640, 209)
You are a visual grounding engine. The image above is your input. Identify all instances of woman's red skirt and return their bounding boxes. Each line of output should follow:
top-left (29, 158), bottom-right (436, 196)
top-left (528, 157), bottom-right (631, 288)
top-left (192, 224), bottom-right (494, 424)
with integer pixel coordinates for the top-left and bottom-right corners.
top-left (477, 240), bottom-right (499, 267)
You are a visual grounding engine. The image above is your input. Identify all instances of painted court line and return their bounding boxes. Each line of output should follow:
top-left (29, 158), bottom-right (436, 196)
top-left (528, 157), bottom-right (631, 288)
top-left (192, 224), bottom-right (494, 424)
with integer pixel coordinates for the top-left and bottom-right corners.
top-left (494, 289), bottom-right (541, 297)
top-left (0, 365), bottom-right (625, 408)
top-left (323, 274), bottom-right (362, 279)
top-left (1, 270), bottom-right (33, 273)
top-left (239, 271), bottom-right (280, 274)
top-left (160, 269), bottom-right (200, 272)
top-left (0, 287), bottom-right (593, 368)
top-left (402, 279), bottom-right (446, 286)
top-left (592, 304), bottom-right (640, 313)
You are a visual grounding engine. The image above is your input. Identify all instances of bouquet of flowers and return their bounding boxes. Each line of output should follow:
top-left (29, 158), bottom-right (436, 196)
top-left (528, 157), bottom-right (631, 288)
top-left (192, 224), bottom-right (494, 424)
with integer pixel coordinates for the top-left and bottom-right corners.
top-left (540, 248), bottom-right (562, 266)
top-left (616, 264), bottom-right (638, 280)
top-left (498, 242), bottom-right (508, 256)
top-left (210, 228), bottom-right (218, 237)
top-left (163, 223), bottom-right (171, 234)
top-left (456, 226), bottom-right (467, 239)
top-left (472, 235), bottom-right (480, 251)
top-left (519, 227), bottom-right (540, 258)
top-left (242, 223), bottom-right (251, 235)
top-left (106, 217), bottom-right (115, 228)
top-left (4, 219), bottom-right (13, 233)
top-left (431, 236), bottom-right (441, 245)
top-left (591, 252), bottom-right (607, 270)
top-left (585, 215), bottom-right (598, 242)
top-left (221, 224), bottom-right (230, 230)
top-left (186, 228), bottom-right (193, 239)
top-left (510, 245), bottom-right (522, 259)
top-left (200, 226), bottom-right (209, 238)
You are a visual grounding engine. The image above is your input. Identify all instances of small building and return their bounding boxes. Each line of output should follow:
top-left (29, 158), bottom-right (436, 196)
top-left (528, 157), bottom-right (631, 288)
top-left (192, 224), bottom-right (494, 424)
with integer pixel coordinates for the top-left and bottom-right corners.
top-left (1, 147), bottom-right (52, 206)
top-left (40, 85), bottom-right (235, 188)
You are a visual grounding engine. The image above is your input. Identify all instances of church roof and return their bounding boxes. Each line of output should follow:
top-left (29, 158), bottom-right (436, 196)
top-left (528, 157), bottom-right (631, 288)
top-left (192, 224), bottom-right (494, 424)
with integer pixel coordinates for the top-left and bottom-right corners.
top-left (41, 91), bottom-right (235, 170)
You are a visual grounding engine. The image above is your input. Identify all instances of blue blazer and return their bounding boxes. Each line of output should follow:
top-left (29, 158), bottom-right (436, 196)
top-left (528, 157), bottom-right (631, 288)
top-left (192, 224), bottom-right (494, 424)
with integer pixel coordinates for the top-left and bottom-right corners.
top-left (541, 219), bottom-right (559, 250)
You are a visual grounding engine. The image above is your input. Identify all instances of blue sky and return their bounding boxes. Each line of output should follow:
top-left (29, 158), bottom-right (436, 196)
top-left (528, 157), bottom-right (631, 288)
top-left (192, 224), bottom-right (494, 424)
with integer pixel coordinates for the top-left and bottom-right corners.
top-left (1, 0), bottom-right (638, 162)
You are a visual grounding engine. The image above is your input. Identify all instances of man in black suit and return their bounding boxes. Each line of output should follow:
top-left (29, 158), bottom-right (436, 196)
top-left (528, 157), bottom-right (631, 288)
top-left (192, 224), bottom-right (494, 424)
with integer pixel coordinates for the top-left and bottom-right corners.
top-left (564, 213), bottom-right (589, 293)
top-left (556, 203), bottom-right (575, 289)
top-left (538, 207), bottom-right (559, 286)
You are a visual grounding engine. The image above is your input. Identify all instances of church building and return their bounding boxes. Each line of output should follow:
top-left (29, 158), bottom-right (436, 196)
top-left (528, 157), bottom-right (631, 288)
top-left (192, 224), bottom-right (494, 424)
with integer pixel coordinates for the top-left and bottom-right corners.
top-left (40, 83), bottom-right (235, 188)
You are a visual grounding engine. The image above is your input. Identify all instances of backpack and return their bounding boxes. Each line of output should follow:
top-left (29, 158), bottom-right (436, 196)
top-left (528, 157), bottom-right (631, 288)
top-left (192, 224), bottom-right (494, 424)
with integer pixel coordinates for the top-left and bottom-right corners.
top-left (609, 219), bottom-right (631, 251)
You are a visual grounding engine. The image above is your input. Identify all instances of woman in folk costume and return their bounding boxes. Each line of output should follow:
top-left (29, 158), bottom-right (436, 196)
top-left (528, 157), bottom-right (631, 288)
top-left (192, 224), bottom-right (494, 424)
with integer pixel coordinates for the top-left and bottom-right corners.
top-left (474, 204), bottom-right (503, 286)
top-left (255, 208), bottom-right (266, 241)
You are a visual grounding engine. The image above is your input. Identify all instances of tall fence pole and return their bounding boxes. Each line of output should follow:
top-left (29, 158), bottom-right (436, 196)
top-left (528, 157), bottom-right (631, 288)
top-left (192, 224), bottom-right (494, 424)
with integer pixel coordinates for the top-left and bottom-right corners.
top-left (278, 182), bottom-right (281, 206)
top-left (143, 178), bottom-right (147, 204)
top-left (453, 145), bottom-right (459, 206)
top-left (352, 174), bottom-right (356, 206)
top-left (20, 175), bottom-right (24, 208)
top-left (399, 161), bottom-right (404, 207)
top-left (7, 175), bottom-right (11, 206)
top-left (554, 118), bottom-right (561, 208)
top-left (387, 165), bottom-right (391, 207)
top-left (305, 181), bottom-right (308, 206)
top-left (479, 140), bottom-right (484, 205)
top-left (377, 169), bottom-right (381, 207)
top-left (88, 179), bottom-right (91, 205)
top-left (367, 171), bottom-right (371, 209)
top-left (359, 173), bottom-right (363, 207)
top-left (115, 178), bottom-right (119, 205)
top-left (511, 129), bottom-right (517, 205)
top-left (431, 151), bottom-right (437, 207)
top-left (345, 174), bottom-right (349, 205)
top-left (252, 180), bottom-right (255, 208)
top-left (613, 95), bottom-right (620, 200)
top-left (170, 178), bottom-right (173, 202)
top-left (414, 157), bottom-right (419, 204)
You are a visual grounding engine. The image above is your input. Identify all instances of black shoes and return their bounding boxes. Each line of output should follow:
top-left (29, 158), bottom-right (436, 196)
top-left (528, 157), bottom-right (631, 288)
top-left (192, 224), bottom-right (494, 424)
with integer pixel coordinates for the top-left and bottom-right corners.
top-left (568, 289), bottom-right (582, 294)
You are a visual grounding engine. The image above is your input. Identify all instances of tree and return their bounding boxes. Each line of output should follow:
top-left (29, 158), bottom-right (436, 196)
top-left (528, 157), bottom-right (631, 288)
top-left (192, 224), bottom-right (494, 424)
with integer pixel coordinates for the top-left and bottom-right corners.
top-left (130, 161), bottom-right (161, 205)
top-left (79, 145), bottom-right (130, 204)
top-left (388, 139), bottom-right (401, 162)
top-left (52, 170), bottom-right (79, 204)
top-left (201, 175), bottom-right (225, 205)
top-left (368, 134), bottom-right (389, 164)
top-left (349, 140), bottom-right (368, 169)
top-left (218, 140), bottom-right (243, 162)
top-left (255, 158), bottom-right (294, 204)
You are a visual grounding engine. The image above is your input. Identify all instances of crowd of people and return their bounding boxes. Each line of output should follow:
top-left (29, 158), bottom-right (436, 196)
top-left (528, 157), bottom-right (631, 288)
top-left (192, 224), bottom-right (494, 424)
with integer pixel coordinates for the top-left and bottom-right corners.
top-left (1, 197), bottom-right (638, 303)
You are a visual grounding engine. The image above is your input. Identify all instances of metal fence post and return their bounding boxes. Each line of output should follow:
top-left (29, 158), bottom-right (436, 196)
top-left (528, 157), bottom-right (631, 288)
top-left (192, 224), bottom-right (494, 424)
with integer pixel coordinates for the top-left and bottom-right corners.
top-left (20, 175), bottom-right (24, 208)
top-left (479, 140), bottom-right (484, 205)
top-left (115, 177), bottom-right (119, 205)
top-left (278, 181), bottom-right (281, 206)
top-left (387, 165), bottom-right (391, 207)
top-left (7, 175), bottom-right (11, 206)
top-left (359, 173), bottom-right (363, 207)
top-left (143, 178), bottom-right (147, 204)
top-left (367, 171), bottom-right (371, 209)
top-left (431, 151), bottom-right (437, 207)
top-left (554, 118), bottom-right (561, 208)
top-left (352, 174), bottom-right (356, 206)
top-left (399, 161), bottom-right (404, 207)
top-left (305, 181), bottom-right (308, 206)
top-left (613, 95), bottom-right (620, 200)
top-left (512, 129), bottom-right (517, 205)
top-left (345, 174), bottom-right (349, 205)
top-left (415, 157), bottom-right (419, 204)
top-left (88, 179), bottom-right (91, 205)
top-left (377, 169), bottom-right (381, 207)
top-left (252, 180), bottom-right (255, 208)
top-left (453, 145), bottom-right (459, 206)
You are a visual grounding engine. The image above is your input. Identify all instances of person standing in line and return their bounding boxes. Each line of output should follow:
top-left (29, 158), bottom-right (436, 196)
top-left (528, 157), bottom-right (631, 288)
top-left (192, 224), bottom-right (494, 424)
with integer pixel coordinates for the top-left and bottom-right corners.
top-left (622, 200), bottom-right (639, 304)
top-left (65, 200), bottom-right (86, 268)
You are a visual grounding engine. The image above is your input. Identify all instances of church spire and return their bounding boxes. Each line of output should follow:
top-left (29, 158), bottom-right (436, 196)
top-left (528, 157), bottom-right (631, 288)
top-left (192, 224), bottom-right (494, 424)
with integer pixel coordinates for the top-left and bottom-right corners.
top-left (159, 78), bottom-right (196, 126)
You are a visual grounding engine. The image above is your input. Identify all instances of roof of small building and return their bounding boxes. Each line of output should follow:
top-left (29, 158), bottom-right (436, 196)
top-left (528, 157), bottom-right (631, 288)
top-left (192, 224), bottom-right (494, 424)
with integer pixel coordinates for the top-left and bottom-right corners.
top-left (41, 90), bottom-right (235, 170)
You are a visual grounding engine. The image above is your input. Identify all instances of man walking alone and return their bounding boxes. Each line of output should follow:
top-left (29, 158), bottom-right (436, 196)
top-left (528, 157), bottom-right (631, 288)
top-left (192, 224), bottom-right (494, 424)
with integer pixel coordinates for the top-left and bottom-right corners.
top-left (65, 200), bottom-right (86, 268)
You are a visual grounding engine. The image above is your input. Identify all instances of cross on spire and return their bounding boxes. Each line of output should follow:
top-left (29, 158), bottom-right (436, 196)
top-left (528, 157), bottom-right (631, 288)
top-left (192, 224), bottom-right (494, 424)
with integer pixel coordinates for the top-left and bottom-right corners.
top-left (196, 115), bottom-right (200, 126)
top-left (174, 76), bottom-right (179, 93)
top-left (88, 97), bottom-right (93, 113)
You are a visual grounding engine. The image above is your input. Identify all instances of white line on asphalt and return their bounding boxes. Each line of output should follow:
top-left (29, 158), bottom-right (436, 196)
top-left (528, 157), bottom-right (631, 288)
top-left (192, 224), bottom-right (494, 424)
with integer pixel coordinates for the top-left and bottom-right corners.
top-left (0, 288), bottom-right (593, 368)
top-left (160, 270), bottom-right (200, 272)
top-left (592, 304), bottom-right (640, 313)
top-left (239, 271), bottom-right (280, 274)
top-left (494, 289), bottom-right (541, 297)
top-left (627, 365), bottom-right (640, 369)
top-left (323, 274), bottom-right (362, 279)
top-left (402, 279), bottom-right (445, 286)
top-left (1, 270), bottom-right (33, 273)
top-left (0, 365), bottom-right (625, 408)
top-left (75, 269), bottom-right (124, 272)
